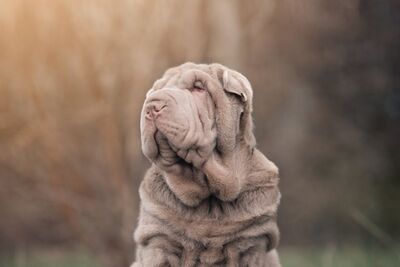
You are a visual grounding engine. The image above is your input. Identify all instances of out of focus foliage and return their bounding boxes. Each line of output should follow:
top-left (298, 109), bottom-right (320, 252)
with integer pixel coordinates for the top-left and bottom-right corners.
top-left (0, 0), bottom-right (399, 266)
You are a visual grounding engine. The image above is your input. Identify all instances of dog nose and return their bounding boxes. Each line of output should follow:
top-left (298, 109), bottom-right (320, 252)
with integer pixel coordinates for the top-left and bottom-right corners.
top-left (145, 101), bottom-right (166, 120)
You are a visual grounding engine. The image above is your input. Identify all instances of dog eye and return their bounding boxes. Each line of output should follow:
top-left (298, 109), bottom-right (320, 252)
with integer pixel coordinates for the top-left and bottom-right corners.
top-left (192, 80), bottom-right (205, 91)
top-left (225, 91), bottom-right (243, 102)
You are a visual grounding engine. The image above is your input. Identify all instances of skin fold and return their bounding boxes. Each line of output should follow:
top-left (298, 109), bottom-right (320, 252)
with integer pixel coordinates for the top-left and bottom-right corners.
top-left (133, 63), bottom-right (281, 267)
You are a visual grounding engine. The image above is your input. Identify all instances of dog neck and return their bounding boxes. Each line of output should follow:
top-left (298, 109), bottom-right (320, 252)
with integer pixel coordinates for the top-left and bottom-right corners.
top-left (157, 144), bottom-right (277, 207)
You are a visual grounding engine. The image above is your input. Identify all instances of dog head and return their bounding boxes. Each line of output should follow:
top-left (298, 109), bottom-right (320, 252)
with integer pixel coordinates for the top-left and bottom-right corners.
top-left (141, 62), bottom-right (255, 171)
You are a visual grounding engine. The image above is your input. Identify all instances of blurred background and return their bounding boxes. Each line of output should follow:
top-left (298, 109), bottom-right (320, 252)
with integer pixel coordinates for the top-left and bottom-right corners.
top-left (0, 0), bottom-right (399, 266)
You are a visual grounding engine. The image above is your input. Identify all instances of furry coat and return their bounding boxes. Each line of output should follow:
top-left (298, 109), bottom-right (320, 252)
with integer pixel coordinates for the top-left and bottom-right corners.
top-left (132, 63), bottom-right (281, 267)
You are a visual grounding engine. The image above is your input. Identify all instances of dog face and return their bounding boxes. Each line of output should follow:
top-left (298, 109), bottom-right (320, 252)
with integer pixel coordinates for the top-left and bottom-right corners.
top-left (140, 63), bottom-right (255, 173)
top-left (141, 76), bottom-right (217, 168)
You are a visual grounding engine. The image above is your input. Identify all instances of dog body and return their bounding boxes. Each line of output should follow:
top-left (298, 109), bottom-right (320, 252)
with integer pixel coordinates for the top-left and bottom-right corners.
top-left (133, 63), bottom-right (281, 267)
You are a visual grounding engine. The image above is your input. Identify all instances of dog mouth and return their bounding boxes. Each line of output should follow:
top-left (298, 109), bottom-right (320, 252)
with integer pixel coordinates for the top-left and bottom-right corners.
top-left (154, 117), bottom-right (193, 149)
top-left (153, 129), bottom-right (186, 166)
top-left (142, 87), bottom-right (217, 167)
top-left (152, 121), bottom-right (202, 167)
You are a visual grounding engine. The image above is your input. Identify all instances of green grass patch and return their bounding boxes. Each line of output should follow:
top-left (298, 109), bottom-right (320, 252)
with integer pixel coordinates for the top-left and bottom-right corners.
top-left (1, 246), bottom-right (399, 267)
top-left (0, 251), bottom-right (99, 267)
top-left (280, 246), bottom-right (400, 267)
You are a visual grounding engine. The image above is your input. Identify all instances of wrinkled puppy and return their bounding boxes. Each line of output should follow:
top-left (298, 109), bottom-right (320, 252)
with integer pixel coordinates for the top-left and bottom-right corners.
top-left (133, 63), bottom-right (281, 267)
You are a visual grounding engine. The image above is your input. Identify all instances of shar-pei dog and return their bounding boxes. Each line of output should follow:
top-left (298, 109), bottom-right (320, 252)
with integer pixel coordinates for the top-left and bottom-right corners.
top-left (132, 63), bottom-right (281, 267)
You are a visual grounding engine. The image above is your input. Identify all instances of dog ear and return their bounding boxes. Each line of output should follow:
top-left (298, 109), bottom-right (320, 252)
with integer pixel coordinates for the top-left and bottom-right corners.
top-left (222, 70), bottom-right (253, 103)
top-left (222, 69), bottom-right (256, 149)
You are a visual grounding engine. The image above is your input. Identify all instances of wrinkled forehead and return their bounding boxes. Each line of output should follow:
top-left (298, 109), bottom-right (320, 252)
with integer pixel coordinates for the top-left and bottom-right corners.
top-left (147, 63), bottom-right (224, 97)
